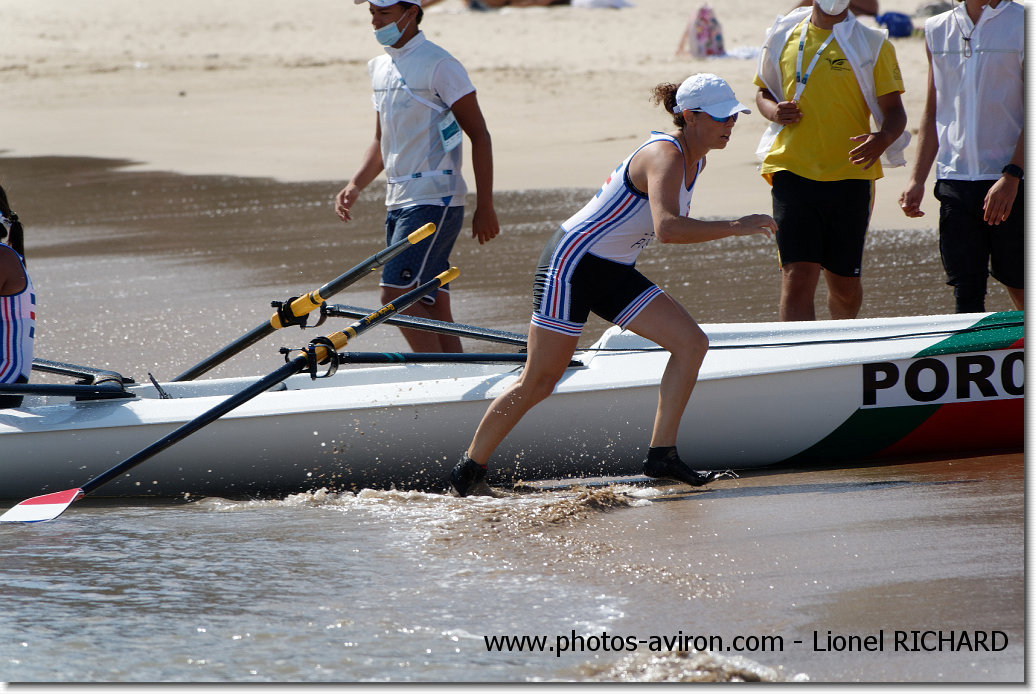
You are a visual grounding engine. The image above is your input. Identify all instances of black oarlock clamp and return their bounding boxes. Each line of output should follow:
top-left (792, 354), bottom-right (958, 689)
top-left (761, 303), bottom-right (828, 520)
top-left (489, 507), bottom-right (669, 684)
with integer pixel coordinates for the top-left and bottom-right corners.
top-left (305, 336), bottom-right (340, 379)
top-left (270, 297), bottom-right (309, 329)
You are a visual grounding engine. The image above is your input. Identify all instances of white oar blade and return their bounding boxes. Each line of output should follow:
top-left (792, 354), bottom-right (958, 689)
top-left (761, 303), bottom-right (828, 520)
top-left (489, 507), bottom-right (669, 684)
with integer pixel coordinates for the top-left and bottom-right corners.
top-left (0, 488), bottom-right (83, 523)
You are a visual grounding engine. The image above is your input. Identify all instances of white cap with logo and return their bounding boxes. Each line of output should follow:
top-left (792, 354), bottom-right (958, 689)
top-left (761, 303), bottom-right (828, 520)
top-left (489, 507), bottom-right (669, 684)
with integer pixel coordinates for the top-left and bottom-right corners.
top-left (672, 73), bottom-right (751, 119)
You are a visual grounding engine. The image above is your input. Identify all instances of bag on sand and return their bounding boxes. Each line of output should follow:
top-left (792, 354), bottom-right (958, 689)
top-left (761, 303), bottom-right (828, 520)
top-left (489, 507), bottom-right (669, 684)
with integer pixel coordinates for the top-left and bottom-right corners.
top-left (876, 12), bottom-right (914, 38)
top-left (677, 4), bottom-right (725, 58)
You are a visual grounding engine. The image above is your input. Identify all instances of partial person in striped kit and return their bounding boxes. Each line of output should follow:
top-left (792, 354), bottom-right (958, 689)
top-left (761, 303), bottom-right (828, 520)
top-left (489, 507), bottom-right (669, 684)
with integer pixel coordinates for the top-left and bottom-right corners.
top-left (449, 74), bottom-right (777, 497)
top-left (0, 185), bottom-right (35, 409)
top-left (335, 0), bottom-right (499, 352)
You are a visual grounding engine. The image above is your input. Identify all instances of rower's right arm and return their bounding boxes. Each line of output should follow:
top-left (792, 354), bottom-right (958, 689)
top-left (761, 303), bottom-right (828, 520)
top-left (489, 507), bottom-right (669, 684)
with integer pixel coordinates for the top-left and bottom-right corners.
top-left (335, 114), bottom-right (385, 223)
top-left (636, 141), bottom-right (777, 244)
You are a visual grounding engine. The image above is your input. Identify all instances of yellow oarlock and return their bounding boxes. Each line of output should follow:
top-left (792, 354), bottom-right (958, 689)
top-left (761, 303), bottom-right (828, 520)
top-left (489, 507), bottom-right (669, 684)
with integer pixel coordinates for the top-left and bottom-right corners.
top-left (269, 222), bottom-right (437, 330)
top-left (295, 266), bottom-right (458, 364)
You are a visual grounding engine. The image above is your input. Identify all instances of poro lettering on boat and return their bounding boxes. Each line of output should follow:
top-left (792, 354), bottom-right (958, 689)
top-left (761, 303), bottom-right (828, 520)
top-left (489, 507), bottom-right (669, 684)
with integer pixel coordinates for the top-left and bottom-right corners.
top-left (861, 351), bottom-right (1023, 408)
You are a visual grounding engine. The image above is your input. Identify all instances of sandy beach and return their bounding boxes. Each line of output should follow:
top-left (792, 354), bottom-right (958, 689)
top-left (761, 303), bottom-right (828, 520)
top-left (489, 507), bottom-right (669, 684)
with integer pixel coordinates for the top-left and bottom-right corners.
top-left (1, 0), bottom-right (953, 231)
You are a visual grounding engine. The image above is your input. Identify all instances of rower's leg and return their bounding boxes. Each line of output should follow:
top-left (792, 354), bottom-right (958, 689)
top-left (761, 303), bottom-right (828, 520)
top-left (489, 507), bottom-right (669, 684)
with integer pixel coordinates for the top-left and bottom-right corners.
top-left (623, 292), bottom-right (707, 448)
top-left (624, 294), bottom-right (727, 485)
top-left (465, 324), bottom-right (579, 466)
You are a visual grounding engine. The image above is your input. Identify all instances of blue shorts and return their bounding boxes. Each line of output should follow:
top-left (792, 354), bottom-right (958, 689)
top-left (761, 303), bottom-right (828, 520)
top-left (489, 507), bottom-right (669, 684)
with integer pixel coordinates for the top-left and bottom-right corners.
top-left (382, 204), bottom-right (464, 304)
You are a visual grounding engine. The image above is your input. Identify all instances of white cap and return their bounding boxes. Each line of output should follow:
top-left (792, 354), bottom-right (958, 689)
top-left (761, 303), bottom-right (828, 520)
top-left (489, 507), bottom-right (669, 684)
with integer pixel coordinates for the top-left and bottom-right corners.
top-left (355, 0), bottom-right (422, 6)
top-left (673, 73), bottom-right (751, 119)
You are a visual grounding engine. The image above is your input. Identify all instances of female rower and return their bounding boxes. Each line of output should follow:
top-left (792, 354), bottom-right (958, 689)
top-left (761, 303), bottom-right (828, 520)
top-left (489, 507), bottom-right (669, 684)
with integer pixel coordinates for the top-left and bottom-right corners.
top-left (450, 73), bottom-right (776, 496)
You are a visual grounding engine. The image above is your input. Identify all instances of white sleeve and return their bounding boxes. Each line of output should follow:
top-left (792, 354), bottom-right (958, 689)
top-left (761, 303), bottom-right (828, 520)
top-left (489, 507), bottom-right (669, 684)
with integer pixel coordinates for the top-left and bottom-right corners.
top-left (432, 57), bottom-right (476, 108)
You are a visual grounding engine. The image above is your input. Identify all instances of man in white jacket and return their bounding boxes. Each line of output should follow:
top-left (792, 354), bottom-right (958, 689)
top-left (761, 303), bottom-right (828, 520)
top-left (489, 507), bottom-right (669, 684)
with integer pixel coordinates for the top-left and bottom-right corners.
top-left (755, 0), bottom-right (907, 321)
top-left (898, 0), bottom-right (1024, 313)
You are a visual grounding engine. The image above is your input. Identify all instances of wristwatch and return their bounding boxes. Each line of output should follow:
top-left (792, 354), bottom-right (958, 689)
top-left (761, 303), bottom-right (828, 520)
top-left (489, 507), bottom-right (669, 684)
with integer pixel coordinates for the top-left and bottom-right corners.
top-left (1002, 164), bottom-right (1024, 180)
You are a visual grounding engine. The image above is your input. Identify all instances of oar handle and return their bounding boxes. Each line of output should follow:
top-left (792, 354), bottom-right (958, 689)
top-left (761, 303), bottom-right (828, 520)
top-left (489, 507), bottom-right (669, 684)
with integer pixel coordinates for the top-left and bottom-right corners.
top-left (270, 224), bottom-right (437, 330)
top-left (171, 223), bottom-right (436, 382)
top-left (299, 267), bottom-right (459, 364)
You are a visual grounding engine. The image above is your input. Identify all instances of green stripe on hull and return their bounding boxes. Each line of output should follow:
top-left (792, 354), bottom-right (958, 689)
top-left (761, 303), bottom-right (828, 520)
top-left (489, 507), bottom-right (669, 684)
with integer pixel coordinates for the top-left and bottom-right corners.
top-left (915, 311), bottom-right (1024, 357)
top-left (779, 311), bottom-right (1023, 464)
top-left (781, 404), bottom-right (939, 464)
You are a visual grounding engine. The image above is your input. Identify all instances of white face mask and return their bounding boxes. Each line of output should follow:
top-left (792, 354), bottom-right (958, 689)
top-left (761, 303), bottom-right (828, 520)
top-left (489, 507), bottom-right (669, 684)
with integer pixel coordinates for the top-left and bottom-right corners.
top-left (815, 0), bottom-right (852, 14)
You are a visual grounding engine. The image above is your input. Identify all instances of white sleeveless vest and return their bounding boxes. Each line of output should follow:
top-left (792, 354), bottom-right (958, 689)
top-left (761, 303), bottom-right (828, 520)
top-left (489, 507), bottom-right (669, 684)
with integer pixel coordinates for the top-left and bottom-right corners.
top-left (924, 1), bottom-right (1024, 180)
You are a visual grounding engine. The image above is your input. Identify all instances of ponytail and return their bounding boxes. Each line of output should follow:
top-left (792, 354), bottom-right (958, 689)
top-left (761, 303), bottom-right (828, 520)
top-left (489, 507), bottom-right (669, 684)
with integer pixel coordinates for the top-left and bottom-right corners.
top-left (651, 82), bottom-right (685, 127)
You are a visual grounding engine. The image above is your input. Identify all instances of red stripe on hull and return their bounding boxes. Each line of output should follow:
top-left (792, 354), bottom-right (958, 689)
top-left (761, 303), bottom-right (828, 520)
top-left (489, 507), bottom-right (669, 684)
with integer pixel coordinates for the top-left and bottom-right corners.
top-left (879, 398), bottom-right (1023, 457)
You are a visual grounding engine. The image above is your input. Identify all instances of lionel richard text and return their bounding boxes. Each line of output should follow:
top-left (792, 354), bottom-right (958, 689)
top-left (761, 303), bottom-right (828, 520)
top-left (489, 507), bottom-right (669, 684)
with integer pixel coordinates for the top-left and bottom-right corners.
top-left (810, 630), bottom-right (1008, 652)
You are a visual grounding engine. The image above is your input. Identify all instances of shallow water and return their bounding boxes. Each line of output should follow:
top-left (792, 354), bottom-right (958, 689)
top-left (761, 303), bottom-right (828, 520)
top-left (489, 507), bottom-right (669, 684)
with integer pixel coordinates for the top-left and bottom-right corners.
top-left (0, 156), bottom-right (1024, 683)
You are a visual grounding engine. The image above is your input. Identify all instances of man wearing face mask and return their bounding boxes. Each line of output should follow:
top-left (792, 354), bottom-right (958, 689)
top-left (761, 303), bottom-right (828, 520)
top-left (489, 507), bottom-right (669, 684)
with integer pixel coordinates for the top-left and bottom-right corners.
top-left (335, 0), bottom-right (499, 352)
top-left (793, 0), bottom-right (878, 16)
top-left (754, 0), bottom-right (908, 321)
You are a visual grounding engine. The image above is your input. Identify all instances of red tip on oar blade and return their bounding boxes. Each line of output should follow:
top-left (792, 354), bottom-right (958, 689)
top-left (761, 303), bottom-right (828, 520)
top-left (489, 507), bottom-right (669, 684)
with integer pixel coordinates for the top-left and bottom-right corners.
top-left (0, 488), bottom-right (84, 523)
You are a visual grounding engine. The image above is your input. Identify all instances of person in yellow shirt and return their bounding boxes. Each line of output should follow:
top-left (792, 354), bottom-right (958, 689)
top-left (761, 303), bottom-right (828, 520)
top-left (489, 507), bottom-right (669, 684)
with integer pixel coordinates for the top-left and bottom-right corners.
top-left (755, 0), bottom-right (907, 321)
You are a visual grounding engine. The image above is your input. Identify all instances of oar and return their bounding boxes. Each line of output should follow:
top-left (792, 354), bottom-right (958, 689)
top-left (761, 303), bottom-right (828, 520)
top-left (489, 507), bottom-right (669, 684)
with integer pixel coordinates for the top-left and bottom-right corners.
top-left (0, 267), bottom-right (459, 524)
top-left (0, 382), bottom-right (132, 399)
top-left (171, 223), bottom-right (436, 382)
top-left (324, 303), bottom-right (528, 348)
top-left (335, 352), bottom-right (582, 367)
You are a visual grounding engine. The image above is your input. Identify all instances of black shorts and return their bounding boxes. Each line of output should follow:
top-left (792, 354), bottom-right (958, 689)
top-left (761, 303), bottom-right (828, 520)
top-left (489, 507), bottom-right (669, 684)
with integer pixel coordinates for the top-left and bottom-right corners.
top-left (771, 170), bottom-right (873, 277)
top-left (934, 179), bottom-right (1025, 290)
top-left (531, 228), bottom-right (661, 337)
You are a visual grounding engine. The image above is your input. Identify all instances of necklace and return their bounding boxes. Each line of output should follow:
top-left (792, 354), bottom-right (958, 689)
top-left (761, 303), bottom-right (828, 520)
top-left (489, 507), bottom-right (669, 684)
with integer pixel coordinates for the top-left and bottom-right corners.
top-left (951, 4), bottom-right (976, 58)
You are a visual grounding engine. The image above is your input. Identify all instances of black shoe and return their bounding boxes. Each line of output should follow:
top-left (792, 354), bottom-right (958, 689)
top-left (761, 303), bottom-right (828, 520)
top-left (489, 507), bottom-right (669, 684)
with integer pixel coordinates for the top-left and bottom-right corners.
top-left (449, 455), bottom-right (487, 497)
top-left (643, 447), bottom-right (729, 487)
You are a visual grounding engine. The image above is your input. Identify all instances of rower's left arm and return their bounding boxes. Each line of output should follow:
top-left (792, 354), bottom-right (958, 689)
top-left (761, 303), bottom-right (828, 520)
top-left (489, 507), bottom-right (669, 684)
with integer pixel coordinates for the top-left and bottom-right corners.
top-left (451, 91), bottom-right (500, 245)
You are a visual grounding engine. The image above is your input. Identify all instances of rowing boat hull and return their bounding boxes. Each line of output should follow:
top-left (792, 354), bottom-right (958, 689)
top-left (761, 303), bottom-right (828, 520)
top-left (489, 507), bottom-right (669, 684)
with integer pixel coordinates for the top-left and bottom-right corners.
top-left (0, 312), bottom-right (1023, 498)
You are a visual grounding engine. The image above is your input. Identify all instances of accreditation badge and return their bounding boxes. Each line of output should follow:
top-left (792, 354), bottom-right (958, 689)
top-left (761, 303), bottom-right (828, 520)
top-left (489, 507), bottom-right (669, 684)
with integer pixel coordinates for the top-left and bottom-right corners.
top-left (438, 111), bottom-right (462, 153)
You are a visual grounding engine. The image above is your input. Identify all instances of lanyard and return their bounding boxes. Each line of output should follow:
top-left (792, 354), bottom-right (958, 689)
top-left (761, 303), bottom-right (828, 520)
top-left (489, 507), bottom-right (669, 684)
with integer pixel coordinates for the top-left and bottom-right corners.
top-left (390, 59), bottom-right (446, 113)
top-left (793, 19), bottom-right (836, 102)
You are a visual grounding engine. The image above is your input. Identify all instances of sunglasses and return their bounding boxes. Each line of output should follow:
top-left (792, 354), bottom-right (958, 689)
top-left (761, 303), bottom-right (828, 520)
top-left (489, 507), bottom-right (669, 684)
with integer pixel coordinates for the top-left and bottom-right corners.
top-left (691, 110), bottom-right (738, 124)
